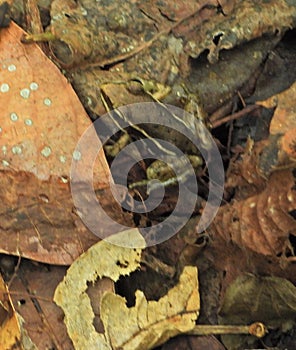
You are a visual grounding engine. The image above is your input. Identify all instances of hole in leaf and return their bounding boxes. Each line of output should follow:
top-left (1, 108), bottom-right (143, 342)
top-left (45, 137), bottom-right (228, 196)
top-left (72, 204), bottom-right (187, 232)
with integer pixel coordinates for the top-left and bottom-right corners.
top-left (116, 260), bottom-right (129, 268)
top-left (213, 32), bottom-right (224, 45)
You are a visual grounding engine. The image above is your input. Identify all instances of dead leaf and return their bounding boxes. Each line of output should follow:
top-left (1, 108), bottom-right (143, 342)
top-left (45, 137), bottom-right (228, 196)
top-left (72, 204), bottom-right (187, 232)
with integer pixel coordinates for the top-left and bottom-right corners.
top-left (48, 0), bottom-right (215, 68)
top-left (54, 229), bottom-right (145, 350)
top-left (54, 229), bottom-right (200, 350)
top-left (257, 80), bottom-right (296, 135)
top-left (257, 81), bottom-right (296, 175)
top-left (0, 276), bottom-right (29, 350)
top-left (211, 168), bottom-right (296, 258)
top-left (101, 266), bottom-right (199, 350)
top-left (184, 0), bottom-right (296, 63)
top-left (0, 21), bottom-right (132, 264)
top-left (9, 262), bottom-right (74, 350)
top-left (162, 334), bottom-right (226, 350)
top-left (219, 274), bottom-right (296, 349)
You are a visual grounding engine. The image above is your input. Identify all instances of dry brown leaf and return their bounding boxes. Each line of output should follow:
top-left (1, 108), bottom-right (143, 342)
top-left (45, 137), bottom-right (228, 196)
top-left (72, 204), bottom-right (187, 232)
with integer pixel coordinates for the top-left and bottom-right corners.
top-left (162, 334), bottom-right (226, 350)
top-left (211, 168), bottom-right (296, 258)
top-left (184, 0), bottom-right (296, 63)
top-left (211, 82), bottom-right (296, 259)
top-left (257, 81), bottom-right (296, 175)
top-left (100, 266), bottom-right (199, 350)
top-left (54, 229), bottom-right (145, 350)
top-left (0, 21), bottom-right (132, 264)
top-left (9, 263), bottom-right (74, 350)
top-left (48, 0), bottom-right (216, 68)
top-left (0, 273), bottom-right (35, 349)
top-left (48, 0), bottom-right (294, 68)
top-left (257, 80), bottom-right (296, 135)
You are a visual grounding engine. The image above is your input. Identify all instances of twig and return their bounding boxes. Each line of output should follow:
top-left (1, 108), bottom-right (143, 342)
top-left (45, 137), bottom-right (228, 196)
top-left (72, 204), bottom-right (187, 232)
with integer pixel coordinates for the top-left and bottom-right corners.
top-left (23, 0), bottom-right (48, 53)
top-left (188, 322), bottom-right (267, 338)
top-left (212, 105), bottom-right (261, 128)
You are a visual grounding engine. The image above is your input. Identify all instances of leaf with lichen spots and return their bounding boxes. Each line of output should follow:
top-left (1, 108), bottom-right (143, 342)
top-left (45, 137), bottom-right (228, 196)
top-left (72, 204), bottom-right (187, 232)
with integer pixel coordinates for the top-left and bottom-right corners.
top-left (0, 21), bottom-right (131, 264)
top-left (184, 0), bottom-right (296, 63)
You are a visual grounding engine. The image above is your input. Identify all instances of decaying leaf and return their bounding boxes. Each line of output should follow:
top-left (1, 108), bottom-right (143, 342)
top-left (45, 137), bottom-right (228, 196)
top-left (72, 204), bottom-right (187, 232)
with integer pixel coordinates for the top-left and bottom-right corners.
top-left (257, 81), bottom-right (296, 176)
top-left (184, 0), bottom-right (296, 63)
top-left (54, 230), bottom-right (200, 350)
top-left (100, 266), bottom-right (199, 350)
top-left (0, 273), bottom-right (36, 349)
top-left (9, 262), bottom-right (73, 349)
top-left (211, 168), bottom-right (296, 258)
top-left (54, 229), bottom-right (145, 350)
top-left (257, 80), bottom-right (296, 135)
top-left (48, 0), bottom-right (217, 68)
top-left (0, 21), bottom-right (132, 264)
top-left (48, 0), bottom-right (296, 68)
top-left (219, 274), bottom-right (296, 349)
top-left (46, 0), bottom-right (284, 122)
top-left (0, 274), bottom-right (20, 349)
top-left (211, 81), bottom-right (296, 260)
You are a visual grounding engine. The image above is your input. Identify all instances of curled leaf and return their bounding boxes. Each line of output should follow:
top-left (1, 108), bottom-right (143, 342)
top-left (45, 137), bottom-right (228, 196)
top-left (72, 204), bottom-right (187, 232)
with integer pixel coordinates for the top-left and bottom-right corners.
top-left (101, 266), bottom-right (199, 350)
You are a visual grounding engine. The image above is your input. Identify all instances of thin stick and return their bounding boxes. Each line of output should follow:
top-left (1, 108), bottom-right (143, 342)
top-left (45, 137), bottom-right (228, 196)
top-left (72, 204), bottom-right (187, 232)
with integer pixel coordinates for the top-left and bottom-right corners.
top-left (23, 0), bottom-right (48, 53)
top-left (188, 322), bottom-right (267, 338)
top-left (212, 105), bottom-right (260, 128)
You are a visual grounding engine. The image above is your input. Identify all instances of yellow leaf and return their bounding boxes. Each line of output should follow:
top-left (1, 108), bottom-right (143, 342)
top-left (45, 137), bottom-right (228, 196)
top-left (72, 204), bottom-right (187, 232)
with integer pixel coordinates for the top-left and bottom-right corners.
top-left (101, 266), bottom-right (199, 350)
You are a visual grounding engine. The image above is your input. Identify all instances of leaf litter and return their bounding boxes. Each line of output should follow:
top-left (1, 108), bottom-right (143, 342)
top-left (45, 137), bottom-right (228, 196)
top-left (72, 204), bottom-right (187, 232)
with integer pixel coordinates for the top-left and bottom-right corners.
top-left (1, 0), bottom-right (296, 349)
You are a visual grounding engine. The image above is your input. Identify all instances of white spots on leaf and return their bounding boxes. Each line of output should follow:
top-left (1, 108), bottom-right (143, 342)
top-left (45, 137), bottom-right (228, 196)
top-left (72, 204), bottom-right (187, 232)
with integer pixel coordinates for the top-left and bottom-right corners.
top-left (73, 150), bottom-right (81, 161)
top-left (41, 146), bottom-right (52, 157)
top-left (7, 64), bottom-right (16, 72)
top-left (10, 112), bottom-right (18, 122)
top-left (1, 83), bottom-right (9, 93)
top-left (20, 88), bottom-right (30, 99)
top-left (43, 98), bottom-right (52, 106)
top-left (249, 202), bottom-right (256, 208)
top-left (60, 176), bottom-right (69, 183)
top-left (59, 155), bottom-right (67, 163)
top-left (2, 160), bottom-right (9, 167)
top-left (12, 145), bottom-right (22, 155)
top-left (39, 194), bottom-right (49, 203)
top-left (2, 146), bottom-right (7, 155)
top-left (24, 118), bottom-right (33, 126)
top-left (30, 82), bottom-right (39, 91)
top-left (0, 127), bottom-right (2, 133)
